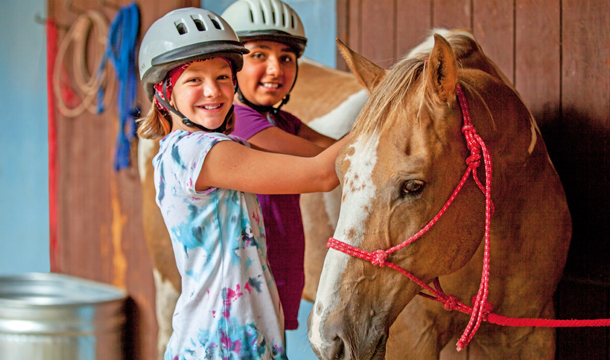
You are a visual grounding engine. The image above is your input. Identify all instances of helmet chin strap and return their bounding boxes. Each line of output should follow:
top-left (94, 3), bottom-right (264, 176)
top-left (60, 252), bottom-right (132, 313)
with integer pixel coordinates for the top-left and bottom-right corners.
top-left (237, 62), bottom-right (299, 115)
top-left (154, 79), bottom-right (231, 133)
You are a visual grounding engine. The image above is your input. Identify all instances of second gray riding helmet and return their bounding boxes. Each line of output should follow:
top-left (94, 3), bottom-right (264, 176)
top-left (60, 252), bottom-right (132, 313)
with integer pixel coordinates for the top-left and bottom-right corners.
top-left (221, 0), bottom-right (307, 114)
top-left (138, 7), bottom-right (249, 132)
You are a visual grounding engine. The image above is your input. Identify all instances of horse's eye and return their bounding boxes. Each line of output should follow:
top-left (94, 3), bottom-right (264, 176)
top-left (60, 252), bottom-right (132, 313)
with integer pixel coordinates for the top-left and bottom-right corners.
top-left (402, 180), bottom-right (425, 196)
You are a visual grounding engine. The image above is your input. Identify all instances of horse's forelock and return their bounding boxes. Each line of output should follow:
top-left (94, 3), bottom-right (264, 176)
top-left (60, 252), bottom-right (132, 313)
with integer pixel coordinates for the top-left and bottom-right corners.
top-left (351, 58), bottom-right (427, 138)
top-left (350, 32), bottom-right (482, 141)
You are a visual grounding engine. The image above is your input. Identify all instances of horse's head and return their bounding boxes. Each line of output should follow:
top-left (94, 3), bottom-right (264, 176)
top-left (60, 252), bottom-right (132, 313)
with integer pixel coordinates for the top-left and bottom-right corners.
top-left (308, 34), bottom-right (519, 359)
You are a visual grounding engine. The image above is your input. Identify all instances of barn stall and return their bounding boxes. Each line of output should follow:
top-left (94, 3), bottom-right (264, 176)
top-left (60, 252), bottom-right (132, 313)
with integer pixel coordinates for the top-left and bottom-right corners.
top-left (45, 0), bottom-right (609, 358)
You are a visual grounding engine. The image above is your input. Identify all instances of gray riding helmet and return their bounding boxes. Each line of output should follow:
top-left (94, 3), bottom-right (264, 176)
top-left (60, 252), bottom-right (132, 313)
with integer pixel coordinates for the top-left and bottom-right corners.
top-left (221, 0), bottom-right (307, 57)
top-left (139, 7), bottom-right (250, 101)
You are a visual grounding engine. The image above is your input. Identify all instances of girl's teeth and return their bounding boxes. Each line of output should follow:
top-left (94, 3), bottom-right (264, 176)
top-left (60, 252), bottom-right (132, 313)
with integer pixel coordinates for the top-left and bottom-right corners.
top-left (263, 83), bottom-right (279, 88)
top-left (202, 104), bottom-right (221, 110)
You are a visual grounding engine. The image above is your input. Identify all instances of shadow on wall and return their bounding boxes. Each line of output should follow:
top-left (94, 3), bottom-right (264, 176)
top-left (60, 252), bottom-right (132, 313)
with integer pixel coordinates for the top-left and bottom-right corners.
top-left (538, 108), bottom-right (610, 284)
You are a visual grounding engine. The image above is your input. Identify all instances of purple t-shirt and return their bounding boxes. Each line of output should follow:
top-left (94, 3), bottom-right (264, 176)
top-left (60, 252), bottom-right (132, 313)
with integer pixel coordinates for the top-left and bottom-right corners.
top-left (232, 104), bottom-right (305, 330)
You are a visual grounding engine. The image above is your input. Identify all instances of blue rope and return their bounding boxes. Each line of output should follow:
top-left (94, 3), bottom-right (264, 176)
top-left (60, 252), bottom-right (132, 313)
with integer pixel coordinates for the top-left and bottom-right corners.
top-left (98, 2), bottom-right (140, 171)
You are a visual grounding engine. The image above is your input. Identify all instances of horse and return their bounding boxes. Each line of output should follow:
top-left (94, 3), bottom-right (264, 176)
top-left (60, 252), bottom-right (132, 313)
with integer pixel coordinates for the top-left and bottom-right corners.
top-left (137, 57), bottom-right (367, 359)
top-left (308, 29), bottom-right (572, 360)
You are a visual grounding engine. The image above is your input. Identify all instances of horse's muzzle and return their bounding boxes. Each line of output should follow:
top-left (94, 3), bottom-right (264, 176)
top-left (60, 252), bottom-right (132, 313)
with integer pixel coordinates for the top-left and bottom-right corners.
top-left (308, 310), bottom-right (388, 360)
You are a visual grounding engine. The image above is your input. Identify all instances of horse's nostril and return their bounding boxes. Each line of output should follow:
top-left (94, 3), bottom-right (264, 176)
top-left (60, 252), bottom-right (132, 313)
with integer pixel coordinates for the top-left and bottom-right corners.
top-left (331, 335), bottom-right (346, 360)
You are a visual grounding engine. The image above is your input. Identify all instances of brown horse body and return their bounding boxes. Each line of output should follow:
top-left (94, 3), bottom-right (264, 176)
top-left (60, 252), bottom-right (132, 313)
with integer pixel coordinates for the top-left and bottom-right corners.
top-left (308, 30), bottom-right (571, 359)
top-left (137, 58), bottom-right (366, 358)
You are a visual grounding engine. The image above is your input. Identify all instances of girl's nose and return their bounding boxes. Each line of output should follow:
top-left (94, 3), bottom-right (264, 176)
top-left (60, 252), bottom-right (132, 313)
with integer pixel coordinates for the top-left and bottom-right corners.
top-left (203, 80), bottom-right (221, 97)
top-left (266, 57), bottom-right (282, 77)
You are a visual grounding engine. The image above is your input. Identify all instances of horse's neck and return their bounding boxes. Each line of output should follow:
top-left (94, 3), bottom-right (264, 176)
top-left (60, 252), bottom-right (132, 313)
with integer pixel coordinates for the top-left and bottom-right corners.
top-left (285, 61), bottom-right (365, 123)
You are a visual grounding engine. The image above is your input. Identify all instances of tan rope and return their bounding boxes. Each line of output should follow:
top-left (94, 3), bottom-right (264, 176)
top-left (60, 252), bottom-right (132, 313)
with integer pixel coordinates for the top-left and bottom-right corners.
top-left (53, 10), bottom-right (115, 117)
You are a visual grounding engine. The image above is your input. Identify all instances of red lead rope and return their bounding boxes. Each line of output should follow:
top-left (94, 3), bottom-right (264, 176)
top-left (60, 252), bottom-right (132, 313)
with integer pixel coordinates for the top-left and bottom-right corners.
top-left (327, 84), bottom-right (610, 352)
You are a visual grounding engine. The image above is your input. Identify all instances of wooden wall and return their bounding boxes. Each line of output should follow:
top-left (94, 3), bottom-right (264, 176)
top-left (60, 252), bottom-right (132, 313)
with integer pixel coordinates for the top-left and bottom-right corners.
top-left (48, 0), bottom-right (198, 359)
top-left (337, 0), bottom-right (610, 358)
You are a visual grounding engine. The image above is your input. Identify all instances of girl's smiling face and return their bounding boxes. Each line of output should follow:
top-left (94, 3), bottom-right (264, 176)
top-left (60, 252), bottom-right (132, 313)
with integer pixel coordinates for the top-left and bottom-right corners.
top-left (170, 58), bottom-right (235, 131)
top-left (236, 40), bottom-right (297, 108)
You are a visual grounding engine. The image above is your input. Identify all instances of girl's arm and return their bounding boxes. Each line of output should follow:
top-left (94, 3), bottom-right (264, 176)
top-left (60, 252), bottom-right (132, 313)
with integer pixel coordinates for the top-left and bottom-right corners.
top-left (196, 135), bottom-right (350, 195)
top-left (295, 123), bottom-right (337, 148)
top-left (247, 126), bottom-right (327, 156)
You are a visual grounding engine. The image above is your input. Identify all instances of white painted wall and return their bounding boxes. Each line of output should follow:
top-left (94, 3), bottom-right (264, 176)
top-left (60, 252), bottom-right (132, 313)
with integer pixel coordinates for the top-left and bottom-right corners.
top-left (0, 0), bottom-right (50, 275)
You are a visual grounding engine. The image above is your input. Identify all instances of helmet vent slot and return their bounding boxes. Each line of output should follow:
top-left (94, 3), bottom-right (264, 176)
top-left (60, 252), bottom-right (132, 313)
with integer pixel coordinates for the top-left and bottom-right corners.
top-left (175, 21), bottom-right (187, 35)
top-left (249, 9), bottom-right (254, 22)
top-left (291, 15), bottom-right (295, 29)
top-left (261, 8), bottom-right (266, 23)
top-left (209, 16), bottom-right (222, 30)
top-left (191, 17), bottom-right (206, 31)
top-left (272, 11), bottom-right (276, 24)
top-left (282, 13), bottom-right (286, 27)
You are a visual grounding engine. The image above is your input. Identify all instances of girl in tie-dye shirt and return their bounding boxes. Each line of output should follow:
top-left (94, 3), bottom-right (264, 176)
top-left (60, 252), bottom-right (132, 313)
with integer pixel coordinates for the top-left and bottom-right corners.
top-left (137, 8), bottom-right (349, 360)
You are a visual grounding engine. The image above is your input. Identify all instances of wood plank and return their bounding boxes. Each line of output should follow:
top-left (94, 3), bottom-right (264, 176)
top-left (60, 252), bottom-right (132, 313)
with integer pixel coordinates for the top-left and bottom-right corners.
top-left (348, 0), bottom-right (362, 53)
top-left (561, 0), bottom-right (610, 124)
top-left (515, 0), bottom-right (560, 128)
top-left (433, 0), bottom-right (472, 30)
top-left (360, 0), bottom-right (396, 68)
top-left (472, 0), bottom-right (514, 82)
top-left (336, 0), bottom-right (349, 70)
top-left (395, 0), bottom-right (432, 58)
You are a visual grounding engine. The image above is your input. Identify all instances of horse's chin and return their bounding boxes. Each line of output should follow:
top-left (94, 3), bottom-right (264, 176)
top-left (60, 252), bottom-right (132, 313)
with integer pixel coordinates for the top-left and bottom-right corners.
top-left (309, 328), bottom-right (388, 360)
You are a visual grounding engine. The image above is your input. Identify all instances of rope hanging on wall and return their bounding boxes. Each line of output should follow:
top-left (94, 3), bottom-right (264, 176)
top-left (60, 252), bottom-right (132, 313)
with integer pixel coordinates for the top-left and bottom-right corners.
top-left (98, 2), bottom-right (140, 171)
top-left (52, 10), bottom-right (115, 117)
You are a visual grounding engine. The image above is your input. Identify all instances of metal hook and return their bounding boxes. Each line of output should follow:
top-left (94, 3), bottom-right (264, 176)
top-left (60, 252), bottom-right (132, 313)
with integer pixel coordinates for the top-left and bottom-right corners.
top-left (34, 12), bottom-right (70, 31)
top-left (66, 0), bottom-right (85, 14)
top-left (100, 0), bottom-right (121, 9)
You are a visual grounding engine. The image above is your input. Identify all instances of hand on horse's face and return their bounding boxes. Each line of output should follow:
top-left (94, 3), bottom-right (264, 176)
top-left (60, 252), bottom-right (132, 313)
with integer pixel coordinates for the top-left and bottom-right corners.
top-left (236, 40), bottom-right (297, 107)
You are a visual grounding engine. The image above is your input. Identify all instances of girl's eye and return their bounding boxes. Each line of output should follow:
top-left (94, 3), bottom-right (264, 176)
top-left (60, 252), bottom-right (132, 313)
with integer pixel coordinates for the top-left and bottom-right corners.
top-left (281, 55), bottom-right (295, 63)
top-left (401, 180), bottom-right (425, 197)
top-left (251, 52), bottom-right (265, 59)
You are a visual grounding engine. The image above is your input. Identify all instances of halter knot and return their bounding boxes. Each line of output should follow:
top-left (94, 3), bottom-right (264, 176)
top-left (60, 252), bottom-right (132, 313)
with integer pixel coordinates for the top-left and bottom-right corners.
top-left (442, 295), bottom-right (459, 312)
top-left (370, 250), bottom-right (388, 267)
top-left (462, 125), bottom-right (481, 152)
top-left (472, 296), bottom-right (494, 321)
top-left (466, 153), bottom-right (481, 166)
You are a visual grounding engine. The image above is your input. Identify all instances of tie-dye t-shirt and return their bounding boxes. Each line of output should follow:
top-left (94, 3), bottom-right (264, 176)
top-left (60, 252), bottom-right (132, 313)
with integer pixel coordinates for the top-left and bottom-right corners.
top-left (153, 130), bottom-right (287, 360)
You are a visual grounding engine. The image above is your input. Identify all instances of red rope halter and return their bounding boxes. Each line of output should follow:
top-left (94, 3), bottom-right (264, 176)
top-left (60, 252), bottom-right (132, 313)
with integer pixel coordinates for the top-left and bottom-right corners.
top-left (327, 84), bottom-right (610, 352)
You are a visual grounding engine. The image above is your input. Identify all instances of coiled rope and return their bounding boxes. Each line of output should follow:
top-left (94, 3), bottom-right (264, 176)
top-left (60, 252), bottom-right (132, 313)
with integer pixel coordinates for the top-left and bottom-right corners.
top-left (52, 10), bottom-right (114, 117)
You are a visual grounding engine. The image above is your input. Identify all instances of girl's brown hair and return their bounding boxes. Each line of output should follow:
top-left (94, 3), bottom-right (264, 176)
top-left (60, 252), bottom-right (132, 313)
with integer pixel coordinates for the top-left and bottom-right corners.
top-left (136, 105), bottom-right (172, 140)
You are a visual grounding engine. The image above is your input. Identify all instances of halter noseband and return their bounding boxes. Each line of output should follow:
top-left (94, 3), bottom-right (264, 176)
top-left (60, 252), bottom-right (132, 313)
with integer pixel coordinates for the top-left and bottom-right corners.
top-left (327, 84), bottom-right (494, 351)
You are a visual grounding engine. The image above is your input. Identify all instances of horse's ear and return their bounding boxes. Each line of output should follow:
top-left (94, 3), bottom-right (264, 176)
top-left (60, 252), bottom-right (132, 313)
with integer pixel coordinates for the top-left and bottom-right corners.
top-left (426, 34), bottom-right (458, 103)
top-left (336, 38), bottom-right (387, 93)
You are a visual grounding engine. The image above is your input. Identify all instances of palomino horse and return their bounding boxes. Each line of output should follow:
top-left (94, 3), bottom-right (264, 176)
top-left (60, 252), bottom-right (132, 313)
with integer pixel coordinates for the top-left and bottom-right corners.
top-left (308, 30), bottom-right (572, 359)
top-left (137, 57), bottom-right (366, 358)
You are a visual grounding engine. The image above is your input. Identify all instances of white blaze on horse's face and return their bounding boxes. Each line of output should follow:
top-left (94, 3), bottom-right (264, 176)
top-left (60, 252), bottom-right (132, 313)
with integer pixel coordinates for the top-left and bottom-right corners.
top-left (309, 131), bottom-right (381, 352)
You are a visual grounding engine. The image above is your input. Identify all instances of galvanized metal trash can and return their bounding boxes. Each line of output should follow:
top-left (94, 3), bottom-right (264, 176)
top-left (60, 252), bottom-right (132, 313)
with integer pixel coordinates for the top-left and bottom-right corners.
top-left (0, 272), bottom-right (128, 360)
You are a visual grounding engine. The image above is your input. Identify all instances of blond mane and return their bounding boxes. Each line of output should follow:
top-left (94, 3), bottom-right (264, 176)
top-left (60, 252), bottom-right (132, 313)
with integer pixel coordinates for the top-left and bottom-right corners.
top-left (350, 31), bottom-right (483, 138)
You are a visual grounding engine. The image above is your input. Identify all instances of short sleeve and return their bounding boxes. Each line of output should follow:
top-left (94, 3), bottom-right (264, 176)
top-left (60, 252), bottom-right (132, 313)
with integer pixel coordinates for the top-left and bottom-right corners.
top-left (232, 104), bottom-right (274, 139)
top-left (170, 132), bottom-right (235, 195)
